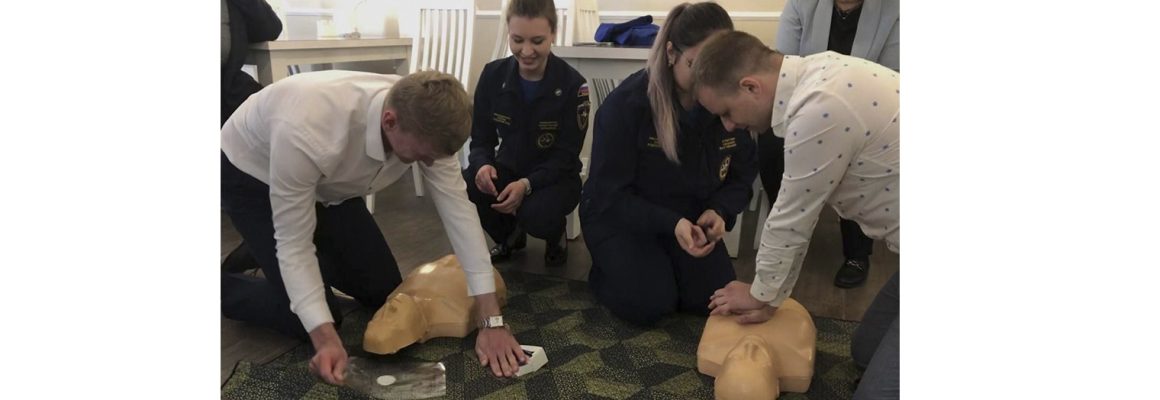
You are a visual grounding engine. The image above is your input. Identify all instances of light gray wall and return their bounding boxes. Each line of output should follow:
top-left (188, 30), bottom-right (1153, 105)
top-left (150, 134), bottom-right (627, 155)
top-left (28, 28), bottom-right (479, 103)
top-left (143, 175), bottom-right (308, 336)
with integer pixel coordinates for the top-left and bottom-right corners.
top-left (265, 0), bottom-right (786, 94)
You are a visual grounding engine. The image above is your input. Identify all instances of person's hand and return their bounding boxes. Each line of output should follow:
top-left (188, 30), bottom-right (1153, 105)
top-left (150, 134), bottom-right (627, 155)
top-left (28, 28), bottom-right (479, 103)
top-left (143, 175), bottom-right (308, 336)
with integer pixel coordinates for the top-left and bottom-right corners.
top-left (732, 304), bottom-right (778, 324)
top-left (697, 209), bottom-right (726, 243)
top-left (308, 323), bottom-right (348, 386)
top-left (474, 165), bottom-right (499, 196)
top-left (475, 327), bottom-right (526, 378)
top-left (708, 280), bottom-right (768, 317)
top-left (491, 180), bottom-right (528, 215)
top-left (675, 218), bottom-right (715, 258)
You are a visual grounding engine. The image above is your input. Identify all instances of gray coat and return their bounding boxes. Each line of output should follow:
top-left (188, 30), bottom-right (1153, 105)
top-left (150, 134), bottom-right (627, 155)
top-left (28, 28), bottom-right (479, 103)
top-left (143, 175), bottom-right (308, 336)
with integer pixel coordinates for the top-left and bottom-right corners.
top-left (776, 0), bottom-right (900, 71)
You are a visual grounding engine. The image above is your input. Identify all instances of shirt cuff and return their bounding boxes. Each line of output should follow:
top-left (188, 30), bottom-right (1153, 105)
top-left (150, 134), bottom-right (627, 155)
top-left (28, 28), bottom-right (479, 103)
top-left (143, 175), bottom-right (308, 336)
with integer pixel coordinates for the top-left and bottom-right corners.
top-left (750, 278), bottom-right (789, 308)
top-left (518, 178), bottom-right (532, 196)
top-left (464, 268), bottom-right (497, 296)
top-left (297, 300), bottom-right (335, 333)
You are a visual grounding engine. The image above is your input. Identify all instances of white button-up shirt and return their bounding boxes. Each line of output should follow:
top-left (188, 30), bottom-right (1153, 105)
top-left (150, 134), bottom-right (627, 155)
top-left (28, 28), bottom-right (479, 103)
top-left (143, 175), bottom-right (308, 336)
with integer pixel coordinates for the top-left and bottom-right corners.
top-left (221, 70), bottom-right (495, 332)
top-left (752, 52), bottom-right (900, 306)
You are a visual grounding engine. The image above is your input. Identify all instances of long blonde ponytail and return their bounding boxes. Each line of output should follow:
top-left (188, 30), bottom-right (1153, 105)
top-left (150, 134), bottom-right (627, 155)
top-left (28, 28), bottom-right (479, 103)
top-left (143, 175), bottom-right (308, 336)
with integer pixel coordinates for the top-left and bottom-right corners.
top-left (645, 2), bottom-right (733, 163)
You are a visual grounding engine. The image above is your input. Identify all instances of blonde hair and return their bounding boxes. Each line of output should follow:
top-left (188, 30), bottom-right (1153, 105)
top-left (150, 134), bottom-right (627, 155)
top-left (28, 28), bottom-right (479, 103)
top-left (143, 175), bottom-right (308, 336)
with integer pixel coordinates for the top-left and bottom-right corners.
top-left (646, 2), bottom-right (733, 163)
top-left (386, 70), bottom-right (472, 156)
top-left (692, 31), bottom-right (779, 96)
top-left (506, 0), bottom-right (558, 33)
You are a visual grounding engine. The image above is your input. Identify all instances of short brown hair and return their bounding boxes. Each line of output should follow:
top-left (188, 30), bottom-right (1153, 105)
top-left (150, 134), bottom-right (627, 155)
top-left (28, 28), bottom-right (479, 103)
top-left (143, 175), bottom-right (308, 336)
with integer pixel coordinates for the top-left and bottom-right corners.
top-left (506, 0), bottom-right (558, 33)
top-left (692, 31), bottom-right (779, 95)
top-left (386, 70), bottom-right (472, 156)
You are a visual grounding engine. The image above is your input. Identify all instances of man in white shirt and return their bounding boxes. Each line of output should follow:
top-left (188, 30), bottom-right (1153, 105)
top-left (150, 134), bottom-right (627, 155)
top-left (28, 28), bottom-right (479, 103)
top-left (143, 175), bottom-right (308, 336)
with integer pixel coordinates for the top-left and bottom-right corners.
top-left (691, 31), bottom-right (899, 400)
top-left (221, 70), bottom-right (526, 384)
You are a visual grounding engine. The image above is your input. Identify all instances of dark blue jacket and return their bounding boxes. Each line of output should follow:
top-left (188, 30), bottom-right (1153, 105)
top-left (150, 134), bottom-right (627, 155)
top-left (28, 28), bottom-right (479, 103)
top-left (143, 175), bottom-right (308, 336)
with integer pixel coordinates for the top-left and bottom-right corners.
top-left (222, 0), bottom-right (282, 125)
top-left (469, 54), bottom-right (590, 189)
top-left (580, 69), bottom-right (758, 244)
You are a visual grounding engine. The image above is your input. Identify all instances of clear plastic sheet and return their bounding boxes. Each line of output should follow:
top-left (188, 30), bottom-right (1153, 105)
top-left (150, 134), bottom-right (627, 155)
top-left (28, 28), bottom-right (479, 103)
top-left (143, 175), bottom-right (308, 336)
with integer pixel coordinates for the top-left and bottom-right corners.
top-left (344, 357), bottom-right (447, 399)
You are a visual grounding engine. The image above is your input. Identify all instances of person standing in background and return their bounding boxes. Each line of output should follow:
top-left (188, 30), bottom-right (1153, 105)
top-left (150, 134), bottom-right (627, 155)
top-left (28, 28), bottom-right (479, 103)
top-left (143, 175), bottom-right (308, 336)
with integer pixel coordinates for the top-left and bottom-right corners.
top-left (221, 0), bottom-right (283, 273)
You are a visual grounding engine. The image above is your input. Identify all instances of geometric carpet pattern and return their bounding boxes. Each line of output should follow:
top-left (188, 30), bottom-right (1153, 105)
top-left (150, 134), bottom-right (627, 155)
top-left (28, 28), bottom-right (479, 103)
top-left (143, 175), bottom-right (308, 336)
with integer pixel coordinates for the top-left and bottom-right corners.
top-left (222, 271), bottom-right (862, 399)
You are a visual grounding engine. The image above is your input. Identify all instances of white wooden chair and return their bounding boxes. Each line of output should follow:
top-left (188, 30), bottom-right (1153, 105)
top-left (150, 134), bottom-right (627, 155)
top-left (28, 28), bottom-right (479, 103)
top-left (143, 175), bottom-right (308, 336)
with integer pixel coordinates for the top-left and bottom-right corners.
top-left (397, 0), bottom-right (476, 199)
top-left (568, 0), bottom-right (600, 45)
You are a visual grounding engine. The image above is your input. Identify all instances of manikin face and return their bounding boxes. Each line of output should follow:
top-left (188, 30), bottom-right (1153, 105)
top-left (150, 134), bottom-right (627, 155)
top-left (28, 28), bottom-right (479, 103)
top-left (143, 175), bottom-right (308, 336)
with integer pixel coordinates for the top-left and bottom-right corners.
top-left (696, 83), bottom-right (774, 135)
top-left (507, 15), bottom-right (554, 77)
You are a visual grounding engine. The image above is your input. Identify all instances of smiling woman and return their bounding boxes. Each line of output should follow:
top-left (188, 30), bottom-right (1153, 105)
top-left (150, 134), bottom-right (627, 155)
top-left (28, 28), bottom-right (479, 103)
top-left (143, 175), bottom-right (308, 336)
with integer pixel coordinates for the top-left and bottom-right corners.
top-left (463, 0), bottom-right (590, 267)
top-left (505, 0), bottom-right (558, 81)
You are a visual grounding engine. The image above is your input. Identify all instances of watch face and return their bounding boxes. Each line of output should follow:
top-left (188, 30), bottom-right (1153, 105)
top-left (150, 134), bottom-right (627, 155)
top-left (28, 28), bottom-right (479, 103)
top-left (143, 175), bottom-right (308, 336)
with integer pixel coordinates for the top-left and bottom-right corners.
top-left (488, 316), bottom-right (504, 327)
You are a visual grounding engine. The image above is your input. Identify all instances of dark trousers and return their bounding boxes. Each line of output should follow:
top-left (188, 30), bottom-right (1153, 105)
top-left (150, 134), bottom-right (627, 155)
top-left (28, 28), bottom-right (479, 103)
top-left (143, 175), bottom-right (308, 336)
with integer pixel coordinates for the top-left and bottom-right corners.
top-left (757, 131), bottom-right (872, 260)
top-left (220, 152), bottom-right (403, 339)
top-left (462, 163), bottom-right (580, 245)
top-left (584, 224), bottom-right (737, 326)
top-left (851, 272), bottom-right (900, 400)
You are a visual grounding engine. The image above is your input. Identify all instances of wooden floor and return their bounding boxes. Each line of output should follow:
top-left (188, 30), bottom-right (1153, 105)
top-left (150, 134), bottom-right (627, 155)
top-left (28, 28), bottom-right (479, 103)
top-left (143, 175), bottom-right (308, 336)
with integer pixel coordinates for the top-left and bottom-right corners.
top-left (220, 172), bottom-right (899, 384)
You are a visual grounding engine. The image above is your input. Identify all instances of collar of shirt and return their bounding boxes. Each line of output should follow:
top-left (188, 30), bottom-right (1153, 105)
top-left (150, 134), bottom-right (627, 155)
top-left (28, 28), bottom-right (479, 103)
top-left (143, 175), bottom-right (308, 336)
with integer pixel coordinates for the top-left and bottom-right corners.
top-left (363, 89), bottom-right (389, 162)
top-left (770, 55), bottom-right (805, 136)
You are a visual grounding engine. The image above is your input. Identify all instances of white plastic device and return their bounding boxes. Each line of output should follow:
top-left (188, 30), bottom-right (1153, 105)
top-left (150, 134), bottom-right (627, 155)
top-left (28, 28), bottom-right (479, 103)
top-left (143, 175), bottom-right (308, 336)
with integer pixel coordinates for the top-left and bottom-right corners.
top-left (515, 345), bottom-right (548, 377)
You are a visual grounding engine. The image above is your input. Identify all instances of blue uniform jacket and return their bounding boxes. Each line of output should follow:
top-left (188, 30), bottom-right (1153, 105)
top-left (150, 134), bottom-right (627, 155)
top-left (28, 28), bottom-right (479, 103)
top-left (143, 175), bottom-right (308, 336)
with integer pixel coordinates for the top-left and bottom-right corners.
top-left (580, 69), bottom-right (758, 245)
top-left (468, 54), bottom-right (590, 189)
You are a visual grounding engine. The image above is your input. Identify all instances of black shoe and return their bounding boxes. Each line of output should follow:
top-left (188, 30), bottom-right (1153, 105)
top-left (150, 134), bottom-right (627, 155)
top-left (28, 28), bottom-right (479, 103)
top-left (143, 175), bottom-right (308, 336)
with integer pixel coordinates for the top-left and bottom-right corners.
top-left (834, 258), bottom-right (871, 288)
top-left (490, 242), bottom-right (514, 262)
top-left (222, 242), bottom-right (261, 274)
top-left (544, 241), bottom-right (567, 267)
top-left (490, 231), bottom-right (527, 263)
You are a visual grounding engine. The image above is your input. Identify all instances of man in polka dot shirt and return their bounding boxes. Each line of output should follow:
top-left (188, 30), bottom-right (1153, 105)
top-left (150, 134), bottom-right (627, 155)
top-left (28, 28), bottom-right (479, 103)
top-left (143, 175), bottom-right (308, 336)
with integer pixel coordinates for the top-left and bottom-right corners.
top-left (692, 31), bottom-right (899, 400)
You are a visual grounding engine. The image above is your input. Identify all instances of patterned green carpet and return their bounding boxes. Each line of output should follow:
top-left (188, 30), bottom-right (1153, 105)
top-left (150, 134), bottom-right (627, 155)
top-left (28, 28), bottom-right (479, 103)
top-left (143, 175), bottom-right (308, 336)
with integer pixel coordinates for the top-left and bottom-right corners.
top-left (222, 271), bottom-right (862, 399)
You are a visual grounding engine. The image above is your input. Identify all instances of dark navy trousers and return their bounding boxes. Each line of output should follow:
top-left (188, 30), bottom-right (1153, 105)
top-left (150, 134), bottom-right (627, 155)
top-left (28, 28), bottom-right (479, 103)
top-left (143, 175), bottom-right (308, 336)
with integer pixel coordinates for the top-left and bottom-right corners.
top-left (462, 163), bottom-right (580, 245)
top-left (220, 152), bottom-right (402, 339)
top-left (583, 221), bottom-right (736, 326)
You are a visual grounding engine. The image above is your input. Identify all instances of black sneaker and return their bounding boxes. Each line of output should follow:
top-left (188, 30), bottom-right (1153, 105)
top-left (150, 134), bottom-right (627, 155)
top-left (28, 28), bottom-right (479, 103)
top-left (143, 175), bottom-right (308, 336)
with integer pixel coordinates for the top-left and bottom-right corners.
top-left (834, 258), bottom-right (871, 288)
top-left (222, 242), bottom-right (261, 274)
top-left (544, 241), bottom-right (567, 267)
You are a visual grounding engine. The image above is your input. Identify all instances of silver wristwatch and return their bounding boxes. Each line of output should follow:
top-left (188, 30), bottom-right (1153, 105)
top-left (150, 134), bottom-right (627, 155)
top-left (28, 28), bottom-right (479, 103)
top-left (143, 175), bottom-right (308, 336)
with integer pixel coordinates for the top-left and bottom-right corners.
top-left (482, 315), bottom-right (505, 329)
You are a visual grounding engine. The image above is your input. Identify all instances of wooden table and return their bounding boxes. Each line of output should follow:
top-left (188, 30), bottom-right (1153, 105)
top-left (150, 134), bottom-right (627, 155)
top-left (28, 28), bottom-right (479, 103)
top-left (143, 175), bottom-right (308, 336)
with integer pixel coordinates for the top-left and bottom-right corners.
top-left (246, 37), bottom-right (413, 85)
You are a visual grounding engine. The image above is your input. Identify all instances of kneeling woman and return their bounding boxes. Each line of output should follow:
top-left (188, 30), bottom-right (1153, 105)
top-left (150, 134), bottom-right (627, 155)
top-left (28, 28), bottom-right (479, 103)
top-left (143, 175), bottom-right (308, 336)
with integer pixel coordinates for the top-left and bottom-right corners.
top-left (464, 0), bottom-right (590, 266)
top-left (580, 2), bottom-right (756, 326)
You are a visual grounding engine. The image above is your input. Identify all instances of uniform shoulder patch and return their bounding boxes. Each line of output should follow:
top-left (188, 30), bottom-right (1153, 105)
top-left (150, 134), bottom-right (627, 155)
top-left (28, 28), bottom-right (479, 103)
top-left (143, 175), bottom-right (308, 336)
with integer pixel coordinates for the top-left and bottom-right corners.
top-left (578, 83), bottom-right (589, 98)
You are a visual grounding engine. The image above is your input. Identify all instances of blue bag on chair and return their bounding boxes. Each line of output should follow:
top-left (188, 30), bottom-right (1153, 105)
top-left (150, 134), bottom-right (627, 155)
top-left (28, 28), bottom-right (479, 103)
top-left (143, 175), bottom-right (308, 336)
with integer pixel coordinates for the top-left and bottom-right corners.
top-left (594, 15), bottom-right (659, 46)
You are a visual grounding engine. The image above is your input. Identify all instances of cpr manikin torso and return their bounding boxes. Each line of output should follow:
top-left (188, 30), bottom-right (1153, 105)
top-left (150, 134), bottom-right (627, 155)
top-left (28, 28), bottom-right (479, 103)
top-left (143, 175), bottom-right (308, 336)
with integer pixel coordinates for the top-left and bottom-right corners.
top-left (363, 255), bottom-right (507, 354)
top-left (697, 298), bottom-right (817, 399)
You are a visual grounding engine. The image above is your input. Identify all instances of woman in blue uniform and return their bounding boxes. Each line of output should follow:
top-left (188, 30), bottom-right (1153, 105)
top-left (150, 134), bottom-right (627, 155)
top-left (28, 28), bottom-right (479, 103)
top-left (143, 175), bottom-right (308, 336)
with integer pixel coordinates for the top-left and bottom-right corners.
top-left (465, 0), bottom-right (590, 266)
top-left (580, 2), bottom-right (757, 326)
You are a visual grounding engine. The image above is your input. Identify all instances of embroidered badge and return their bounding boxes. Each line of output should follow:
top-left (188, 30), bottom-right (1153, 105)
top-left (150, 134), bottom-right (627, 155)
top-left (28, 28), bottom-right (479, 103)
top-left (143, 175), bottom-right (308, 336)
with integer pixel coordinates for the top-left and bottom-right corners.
top-left (719, 137), bottom-right (737, 150)
top-left (578, 83), bottom-right (589, 98)
top-left (647, 136), bottom-right (661, 148)
top-left (719, 155), bottom-right (732, 181)
top-left (577, 100), bottom-right (591, 131)
top-left (537, 132), bottom-right (556, 149)
top-left (492, 113), bottom-right (512, 125)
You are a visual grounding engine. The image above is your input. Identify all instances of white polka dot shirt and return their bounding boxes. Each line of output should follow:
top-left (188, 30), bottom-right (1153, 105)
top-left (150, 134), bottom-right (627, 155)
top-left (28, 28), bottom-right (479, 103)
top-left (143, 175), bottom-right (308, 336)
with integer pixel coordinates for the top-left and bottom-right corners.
top-left (751, 52), bottom-right (900, 307)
